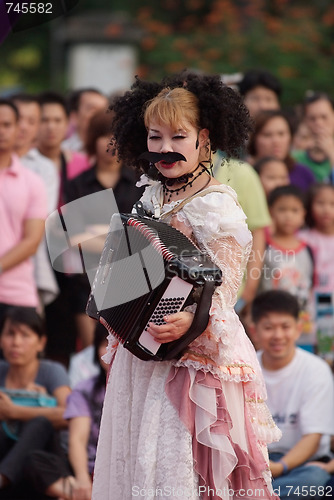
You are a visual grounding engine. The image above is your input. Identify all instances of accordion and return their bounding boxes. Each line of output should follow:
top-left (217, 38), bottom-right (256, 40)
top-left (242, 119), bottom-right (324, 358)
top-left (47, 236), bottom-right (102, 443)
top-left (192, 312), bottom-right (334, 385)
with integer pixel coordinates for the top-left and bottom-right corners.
top-left (86, 212), bottom-right (222, 361)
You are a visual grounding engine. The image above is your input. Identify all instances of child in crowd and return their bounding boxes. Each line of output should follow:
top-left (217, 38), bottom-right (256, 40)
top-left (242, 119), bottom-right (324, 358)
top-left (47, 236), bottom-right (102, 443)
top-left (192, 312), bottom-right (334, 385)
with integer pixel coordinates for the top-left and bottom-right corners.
top-left (258, 185), bottom-right (315, 350)
top-left (299, 184), bottom-right (334, 364)
top-left (250, 290), bottom-right (334, 500)
top-left (253, 156), bottom-right (290, 199)
top-left (291, 119), bottom-right (314, 153)
top-left (299, 184), bottom-right (334, 292)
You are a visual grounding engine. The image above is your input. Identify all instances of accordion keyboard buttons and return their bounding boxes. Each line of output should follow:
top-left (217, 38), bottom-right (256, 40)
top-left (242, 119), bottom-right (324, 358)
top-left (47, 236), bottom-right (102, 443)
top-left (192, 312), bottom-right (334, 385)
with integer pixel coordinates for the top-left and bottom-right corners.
top-left (150, 297), bottom-right (185, 325)
top-left (138, 277), bottom-right (194, 355)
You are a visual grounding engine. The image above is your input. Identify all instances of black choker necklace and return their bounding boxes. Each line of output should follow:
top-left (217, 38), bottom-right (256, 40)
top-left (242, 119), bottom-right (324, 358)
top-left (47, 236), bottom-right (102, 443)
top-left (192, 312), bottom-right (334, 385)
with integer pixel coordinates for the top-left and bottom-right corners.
top-left (161, 163), bottom-right (210, 202)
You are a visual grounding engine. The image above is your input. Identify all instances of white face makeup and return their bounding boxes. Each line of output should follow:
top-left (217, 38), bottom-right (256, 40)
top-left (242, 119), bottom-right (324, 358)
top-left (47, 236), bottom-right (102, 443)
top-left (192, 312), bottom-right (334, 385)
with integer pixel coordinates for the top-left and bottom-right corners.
top-left (147, 121), bottom-right (201, 180)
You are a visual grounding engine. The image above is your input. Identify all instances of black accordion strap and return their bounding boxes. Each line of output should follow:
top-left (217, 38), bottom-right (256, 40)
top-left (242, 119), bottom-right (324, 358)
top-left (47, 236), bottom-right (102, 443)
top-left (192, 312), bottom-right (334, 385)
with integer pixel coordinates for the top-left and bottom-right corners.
top-left (163, 276), bottom-right (216, 360)
top-left (159, 186), bottom-right (229, 359)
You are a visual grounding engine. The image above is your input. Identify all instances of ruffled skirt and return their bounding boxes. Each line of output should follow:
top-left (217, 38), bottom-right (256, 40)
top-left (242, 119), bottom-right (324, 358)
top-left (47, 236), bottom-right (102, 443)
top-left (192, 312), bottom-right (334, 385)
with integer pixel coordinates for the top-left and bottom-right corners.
top-left (92, 347), bottom-right (280, 500)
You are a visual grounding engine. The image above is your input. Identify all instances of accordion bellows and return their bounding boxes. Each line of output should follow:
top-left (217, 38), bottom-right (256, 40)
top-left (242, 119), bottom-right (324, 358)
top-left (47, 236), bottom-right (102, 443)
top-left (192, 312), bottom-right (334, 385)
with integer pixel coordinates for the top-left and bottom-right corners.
top-left (86, 213), bottom-right (222, 361)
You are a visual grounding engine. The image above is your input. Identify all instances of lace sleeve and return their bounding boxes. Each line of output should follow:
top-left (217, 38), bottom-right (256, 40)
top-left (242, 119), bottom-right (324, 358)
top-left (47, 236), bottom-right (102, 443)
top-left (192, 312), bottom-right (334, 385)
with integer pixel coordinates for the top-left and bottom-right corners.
top-left (174, 232), bottom-right (255, 373)
top-left (180, 189), bottom-right (252, 309)
top-left (172, 188), bottom-right (254, 371)
top-left (208, 235), bottom-right (250, 309)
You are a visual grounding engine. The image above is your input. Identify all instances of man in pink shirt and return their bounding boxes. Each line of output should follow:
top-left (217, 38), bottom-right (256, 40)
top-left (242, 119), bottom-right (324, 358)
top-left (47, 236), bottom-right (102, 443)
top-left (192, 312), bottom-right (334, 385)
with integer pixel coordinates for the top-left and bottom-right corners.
top-left (36, 91), bottom-right (90, 208)
top-left (0, 99), bottom-right (47, 326)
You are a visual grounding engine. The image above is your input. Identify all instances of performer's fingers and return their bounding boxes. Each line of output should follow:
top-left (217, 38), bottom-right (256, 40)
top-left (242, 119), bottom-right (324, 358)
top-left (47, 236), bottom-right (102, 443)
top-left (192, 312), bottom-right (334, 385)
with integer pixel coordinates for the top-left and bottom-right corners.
top-left (149, 331), bottom-right (180, 343)
top-left (164, 311), bottom-right (193, 323)
top-left (147, 322), bottom-right (175, 334)
top-left (147, 323), bottom-right (182, 342)
top-left (163, 313), bottom-right (181, 323)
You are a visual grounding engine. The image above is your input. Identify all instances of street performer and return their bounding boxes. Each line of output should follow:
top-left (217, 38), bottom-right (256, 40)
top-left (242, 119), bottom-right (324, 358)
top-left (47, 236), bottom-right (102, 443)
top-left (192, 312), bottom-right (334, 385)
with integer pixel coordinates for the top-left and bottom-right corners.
top-left (92, 71), bottom-right (281, 500)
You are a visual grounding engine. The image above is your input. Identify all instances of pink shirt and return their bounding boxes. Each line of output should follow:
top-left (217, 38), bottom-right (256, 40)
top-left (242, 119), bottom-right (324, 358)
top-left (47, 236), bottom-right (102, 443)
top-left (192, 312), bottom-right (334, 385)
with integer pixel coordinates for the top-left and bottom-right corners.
top-left (299, 228), bottom-right (334, 292)
top-left (66, 151), bottom-right (91, 180)
top-left (58, 151), bottom-right (91, 208)
top-left (0, 155), bottom-right (47, 307)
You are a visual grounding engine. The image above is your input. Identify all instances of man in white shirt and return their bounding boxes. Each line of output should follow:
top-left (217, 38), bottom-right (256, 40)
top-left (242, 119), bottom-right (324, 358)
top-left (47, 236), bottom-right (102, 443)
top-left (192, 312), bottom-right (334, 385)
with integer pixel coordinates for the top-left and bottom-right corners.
top-left (250, 290), bottom-right (334, 499)
top-left (12, 93), bottom-right (59, 213)
top-left (62, 88), bottom-right (108, 153)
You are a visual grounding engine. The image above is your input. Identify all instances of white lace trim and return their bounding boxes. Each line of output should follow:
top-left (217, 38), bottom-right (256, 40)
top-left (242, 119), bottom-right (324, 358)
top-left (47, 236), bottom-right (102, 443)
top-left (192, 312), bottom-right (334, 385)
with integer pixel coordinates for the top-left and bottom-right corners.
top-left (101, 333), bottom-right (119, 364)
top-left (92, 350), bottom-right (199, 499)
top-left (136, 173), bottom-right (156, 188)
top-left (173, 357), bottom-right (258, 382)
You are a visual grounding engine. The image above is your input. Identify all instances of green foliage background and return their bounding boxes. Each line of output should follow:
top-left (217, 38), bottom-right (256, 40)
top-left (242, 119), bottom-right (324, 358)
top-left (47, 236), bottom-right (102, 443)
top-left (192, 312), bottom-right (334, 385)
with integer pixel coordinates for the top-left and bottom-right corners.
top-left (0, 0), bottom-right (333, 106)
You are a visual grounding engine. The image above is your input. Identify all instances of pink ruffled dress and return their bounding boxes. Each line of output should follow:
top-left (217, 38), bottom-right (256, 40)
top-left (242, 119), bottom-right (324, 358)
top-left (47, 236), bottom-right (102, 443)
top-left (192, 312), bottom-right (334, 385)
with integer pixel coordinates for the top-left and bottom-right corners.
top-left (92, 179), bottom-right (281, 500)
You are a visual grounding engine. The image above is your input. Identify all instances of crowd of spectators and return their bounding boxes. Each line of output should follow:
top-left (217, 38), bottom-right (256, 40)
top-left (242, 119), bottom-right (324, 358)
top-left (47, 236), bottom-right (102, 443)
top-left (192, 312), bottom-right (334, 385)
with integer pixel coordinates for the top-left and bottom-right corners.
top-left (1, 69), bottom-right (334, 498)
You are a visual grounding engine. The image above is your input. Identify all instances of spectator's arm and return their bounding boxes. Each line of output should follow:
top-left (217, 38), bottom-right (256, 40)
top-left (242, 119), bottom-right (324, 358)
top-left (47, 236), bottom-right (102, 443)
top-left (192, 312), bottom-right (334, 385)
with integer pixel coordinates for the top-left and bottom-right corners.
top-left (306, 459), bottom-right (334, 473)
top-left (0, 218), bottom-right (45, 272)
top-left (330, 435), bottom-right (334, 452)
top-left (0, 385), bottom-right (71, 429)
top-left (69, 225), bottom-right (109, 255)
top-left (270, 433), bottom-right (322, 478)
top-left (68, 416), bottom-right (92, 500)
top-left (240, 226), bottom-right (265, 304)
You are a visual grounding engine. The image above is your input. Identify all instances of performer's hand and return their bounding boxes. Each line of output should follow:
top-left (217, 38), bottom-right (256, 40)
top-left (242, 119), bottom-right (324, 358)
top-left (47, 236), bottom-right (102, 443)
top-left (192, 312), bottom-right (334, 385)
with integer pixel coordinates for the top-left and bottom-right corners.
top-left (147, 311), bottom-right (194, 343)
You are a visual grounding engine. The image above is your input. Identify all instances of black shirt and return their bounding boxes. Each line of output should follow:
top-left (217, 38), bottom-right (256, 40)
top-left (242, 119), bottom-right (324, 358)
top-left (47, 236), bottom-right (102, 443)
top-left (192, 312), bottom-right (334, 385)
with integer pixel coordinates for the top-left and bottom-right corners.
top-left (66, 164), bottom-right (143, 215)
top-left (61, 165), bottom-right (144, 303)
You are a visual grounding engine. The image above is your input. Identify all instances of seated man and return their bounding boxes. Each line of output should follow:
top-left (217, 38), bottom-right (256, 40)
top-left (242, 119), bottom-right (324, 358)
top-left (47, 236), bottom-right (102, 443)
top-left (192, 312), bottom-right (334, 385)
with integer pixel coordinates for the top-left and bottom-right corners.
top-left (250, 290), bottom-right (334, 499)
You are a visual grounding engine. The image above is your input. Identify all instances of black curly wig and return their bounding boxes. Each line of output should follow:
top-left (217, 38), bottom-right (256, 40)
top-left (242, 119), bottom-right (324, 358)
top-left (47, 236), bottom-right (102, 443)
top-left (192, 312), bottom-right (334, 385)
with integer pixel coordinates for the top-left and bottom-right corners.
top-left (109, 71), bottom-right (252, 176)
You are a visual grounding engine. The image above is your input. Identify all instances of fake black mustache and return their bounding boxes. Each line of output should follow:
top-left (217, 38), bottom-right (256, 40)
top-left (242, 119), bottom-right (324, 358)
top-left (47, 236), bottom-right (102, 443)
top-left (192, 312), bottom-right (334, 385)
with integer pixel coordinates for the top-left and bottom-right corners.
top-left (138, 152), bottom-right (187, 164)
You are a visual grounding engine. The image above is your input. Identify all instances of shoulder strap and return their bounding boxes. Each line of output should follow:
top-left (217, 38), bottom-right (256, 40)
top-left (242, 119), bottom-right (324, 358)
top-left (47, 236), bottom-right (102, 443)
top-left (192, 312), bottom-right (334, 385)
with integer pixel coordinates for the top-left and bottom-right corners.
top-left (160, 185), bottom-right (238, 220)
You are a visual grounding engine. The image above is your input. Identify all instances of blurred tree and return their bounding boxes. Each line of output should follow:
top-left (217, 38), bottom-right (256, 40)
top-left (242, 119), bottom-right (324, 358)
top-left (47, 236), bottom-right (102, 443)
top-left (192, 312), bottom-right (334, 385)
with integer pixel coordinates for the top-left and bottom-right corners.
top-left (0, 23), bottom-right (50, 93)
top-left (0, 0), bottom-right (333, 107)
top-left (136, 0), bottom-right (334, 106)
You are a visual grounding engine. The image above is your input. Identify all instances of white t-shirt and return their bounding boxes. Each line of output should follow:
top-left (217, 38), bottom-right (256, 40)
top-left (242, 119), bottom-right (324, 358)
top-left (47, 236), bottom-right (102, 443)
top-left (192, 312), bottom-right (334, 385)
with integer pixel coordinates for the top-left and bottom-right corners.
top-left (21, 148), bottom-right (60, 304)
top-left (257, 347), bottom-right (334, 459)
